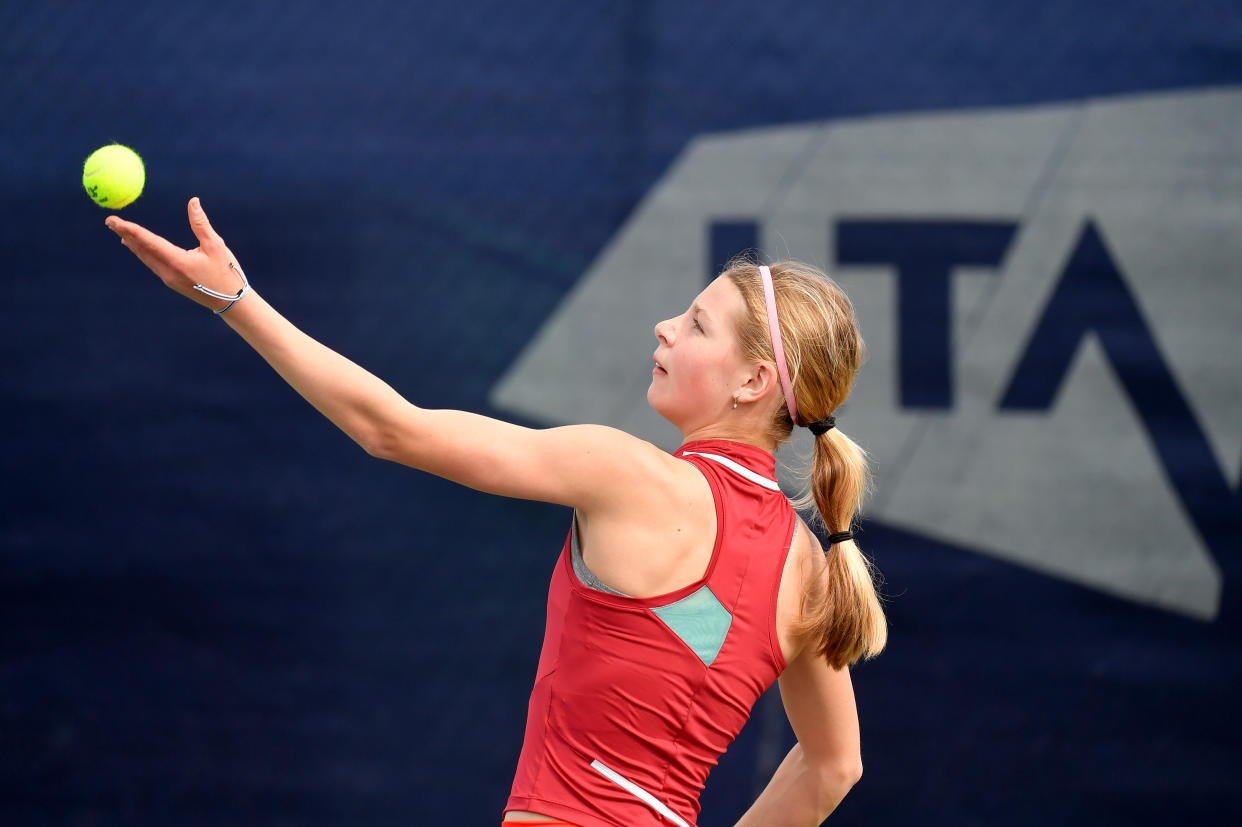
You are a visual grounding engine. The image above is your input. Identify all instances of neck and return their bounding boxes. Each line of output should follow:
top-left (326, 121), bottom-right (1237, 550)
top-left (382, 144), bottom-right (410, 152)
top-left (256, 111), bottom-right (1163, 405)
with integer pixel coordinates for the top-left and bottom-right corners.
top-left (679, 424), bottom-right (778, 455)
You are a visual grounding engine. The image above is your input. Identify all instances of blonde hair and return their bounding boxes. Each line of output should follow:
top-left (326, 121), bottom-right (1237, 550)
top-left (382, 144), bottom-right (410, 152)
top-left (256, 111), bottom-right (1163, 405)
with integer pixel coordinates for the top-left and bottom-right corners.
top-left (725, 258), bottom-right (887, 669)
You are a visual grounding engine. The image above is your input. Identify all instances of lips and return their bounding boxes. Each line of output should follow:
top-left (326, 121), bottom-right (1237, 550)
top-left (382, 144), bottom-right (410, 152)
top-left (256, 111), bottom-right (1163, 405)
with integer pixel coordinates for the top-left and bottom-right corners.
top-left (652, 354), bottom-right (667, 376)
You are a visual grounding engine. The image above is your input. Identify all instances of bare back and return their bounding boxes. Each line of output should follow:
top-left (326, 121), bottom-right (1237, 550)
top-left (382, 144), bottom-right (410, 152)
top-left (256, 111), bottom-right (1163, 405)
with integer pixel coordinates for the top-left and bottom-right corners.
top-left (575, 450), bottom-right (816, 666)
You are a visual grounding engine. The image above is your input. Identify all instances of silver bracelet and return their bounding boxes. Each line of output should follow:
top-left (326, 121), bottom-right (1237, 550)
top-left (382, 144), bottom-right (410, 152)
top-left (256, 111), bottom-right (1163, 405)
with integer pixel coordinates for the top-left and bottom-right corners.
top-left (192, 262), bottom-right (251, 315)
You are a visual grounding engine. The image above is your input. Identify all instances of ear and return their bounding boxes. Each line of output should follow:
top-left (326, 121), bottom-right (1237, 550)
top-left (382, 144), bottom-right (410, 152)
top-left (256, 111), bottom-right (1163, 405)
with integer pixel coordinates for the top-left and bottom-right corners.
top-left (735, 361), bottom-right (780, 406)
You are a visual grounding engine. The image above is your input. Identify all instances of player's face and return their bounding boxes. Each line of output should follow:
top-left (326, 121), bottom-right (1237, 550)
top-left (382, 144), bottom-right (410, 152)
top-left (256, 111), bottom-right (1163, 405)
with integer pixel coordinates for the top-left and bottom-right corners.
top-left (648, 276), bottom-right (751, 432)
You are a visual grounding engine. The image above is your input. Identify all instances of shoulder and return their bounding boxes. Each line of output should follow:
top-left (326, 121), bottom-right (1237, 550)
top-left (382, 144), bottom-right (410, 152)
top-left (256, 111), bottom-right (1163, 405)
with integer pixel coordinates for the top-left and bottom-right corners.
top-left (540, 425), bottom-right (699, 511)
top-left (547, 424), bottom-right (688, 484)
top-left (785, 513), bottom-right (825, 586)
top-left (776, 514), bottom-right (825, 663)
top-left (549, 424), bottom-right (669, 464)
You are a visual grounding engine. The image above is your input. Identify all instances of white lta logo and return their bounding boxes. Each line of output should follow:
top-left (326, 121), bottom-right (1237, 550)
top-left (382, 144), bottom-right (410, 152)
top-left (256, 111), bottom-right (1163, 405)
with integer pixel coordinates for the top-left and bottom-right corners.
top-left (492, 87), bottom-right (1241, 621)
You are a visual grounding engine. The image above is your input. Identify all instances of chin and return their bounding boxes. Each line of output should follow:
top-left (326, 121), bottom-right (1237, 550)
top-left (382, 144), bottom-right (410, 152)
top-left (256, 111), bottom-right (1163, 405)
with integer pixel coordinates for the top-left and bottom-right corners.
top-left (646, 387), bottom-right (677, 427)
top-left (646, 384), bottom-right (663, 415)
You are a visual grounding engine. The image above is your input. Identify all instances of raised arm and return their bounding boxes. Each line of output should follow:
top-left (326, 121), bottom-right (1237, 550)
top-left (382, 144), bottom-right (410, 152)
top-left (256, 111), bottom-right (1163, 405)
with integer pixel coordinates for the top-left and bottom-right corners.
top-left (733, 650), bottom-right (864, 826)
top-left (104, 198), bottom-right (673, 510)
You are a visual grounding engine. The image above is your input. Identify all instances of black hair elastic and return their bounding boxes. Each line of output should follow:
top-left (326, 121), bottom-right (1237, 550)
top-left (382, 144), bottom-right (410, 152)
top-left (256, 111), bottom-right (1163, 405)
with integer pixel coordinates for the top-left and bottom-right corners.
top-left (808, 416), bottom-right (836, 436)
top-left (827, 531), bottom-right (854, 545)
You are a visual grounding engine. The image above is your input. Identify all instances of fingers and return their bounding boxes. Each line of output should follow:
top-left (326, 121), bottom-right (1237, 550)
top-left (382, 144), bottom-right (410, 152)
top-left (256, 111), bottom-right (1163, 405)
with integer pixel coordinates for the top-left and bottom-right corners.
top-left (106, 222), bottom-right (177, 281)
top-left (123, 238), bottom-right (175, 282)
top-left (187, 197), bottom-right (222, 250)
top-left (106, 215), bottom-right (188, 273)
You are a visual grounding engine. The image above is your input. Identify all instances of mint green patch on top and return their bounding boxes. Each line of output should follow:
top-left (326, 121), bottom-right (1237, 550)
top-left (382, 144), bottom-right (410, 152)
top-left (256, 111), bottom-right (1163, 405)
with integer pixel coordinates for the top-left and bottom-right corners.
top-left (651, 585), bottom-right (733, 666)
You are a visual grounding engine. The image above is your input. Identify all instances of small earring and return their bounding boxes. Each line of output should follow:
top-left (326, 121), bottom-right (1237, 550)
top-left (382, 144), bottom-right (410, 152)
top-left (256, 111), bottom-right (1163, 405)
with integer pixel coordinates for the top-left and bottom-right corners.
top-left (732, 395), bottom-right (739, 409)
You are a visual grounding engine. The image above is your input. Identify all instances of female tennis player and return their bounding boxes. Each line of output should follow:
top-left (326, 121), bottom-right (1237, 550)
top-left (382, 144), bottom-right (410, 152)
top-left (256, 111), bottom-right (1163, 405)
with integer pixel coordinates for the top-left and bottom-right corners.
top-left (105, 198), bottom-right (886, 827)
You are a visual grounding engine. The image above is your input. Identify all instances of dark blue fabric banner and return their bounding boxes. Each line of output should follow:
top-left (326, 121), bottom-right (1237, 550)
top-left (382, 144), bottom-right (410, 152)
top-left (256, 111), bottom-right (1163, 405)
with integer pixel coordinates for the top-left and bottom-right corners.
top-left (3, 1), bottom-right (1240, 824)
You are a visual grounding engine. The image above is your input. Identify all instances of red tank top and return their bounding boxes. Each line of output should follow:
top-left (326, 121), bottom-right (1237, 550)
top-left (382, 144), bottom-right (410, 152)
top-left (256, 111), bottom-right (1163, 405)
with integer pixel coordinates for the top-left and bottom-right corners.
top-left (505, 439), bottom-right (796, 827)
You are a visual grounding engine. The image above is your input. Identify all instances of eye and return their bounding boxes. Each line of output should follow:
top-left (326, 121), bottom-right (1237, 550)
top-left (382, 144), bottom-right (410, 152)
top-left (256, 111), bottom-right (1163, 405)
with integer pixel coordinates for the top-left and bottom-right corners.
top-left (692, 316), bottom-right (703, 332)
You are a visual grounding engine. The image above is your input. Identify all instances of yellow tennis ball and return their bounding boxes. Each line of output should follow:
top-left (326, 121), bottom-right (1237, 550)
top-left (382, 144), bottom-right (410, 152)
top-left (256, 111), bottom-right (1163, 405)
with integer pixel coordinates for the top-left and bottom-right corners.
top-left (82, 144), bottom-right (145, 209)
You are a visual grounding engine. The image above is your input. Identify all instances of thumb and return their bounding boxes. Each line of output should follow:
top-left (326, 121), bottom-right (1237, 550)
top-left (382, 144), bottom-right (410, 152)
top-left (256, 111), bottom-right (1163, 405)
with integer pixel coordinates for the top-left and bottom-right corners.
top-left (187, 197), bottom-right (220, 249)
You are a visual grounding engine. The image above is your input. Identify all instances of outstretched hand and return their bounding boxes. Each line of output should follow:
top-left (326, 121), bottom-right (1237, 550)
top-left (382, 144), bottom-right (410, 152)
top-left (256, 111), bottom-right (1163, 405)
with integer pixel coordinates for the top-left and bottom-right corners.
top-left (106, 197), bottom-right (248, 313)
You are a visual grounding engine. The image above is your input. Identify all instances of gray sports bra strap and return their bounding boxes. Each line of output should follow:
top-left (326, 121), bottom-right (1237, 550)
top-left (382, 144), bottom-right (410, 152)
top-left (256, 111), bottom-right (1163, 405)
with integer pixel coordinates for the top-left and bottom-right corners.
top-left (570, 515), bottom-right (630, 597)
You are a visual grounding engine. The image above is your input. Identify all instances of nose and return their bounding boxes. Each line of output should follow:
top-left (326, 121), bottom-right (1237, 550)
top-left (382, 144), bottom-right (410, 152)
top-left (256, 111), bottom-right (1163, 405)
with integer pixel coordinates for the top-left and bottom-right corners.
top-left (654, 316), bottom-right (675, 345)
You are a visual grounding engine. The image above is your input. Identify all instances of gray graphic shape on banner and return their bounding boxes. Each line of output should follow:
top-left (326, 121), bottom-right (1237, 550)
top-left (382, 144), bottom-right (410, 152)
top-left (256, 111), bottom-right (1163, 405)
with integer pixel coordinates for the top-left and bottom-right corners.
top-left (490, 88), bottom-right (1241, 620)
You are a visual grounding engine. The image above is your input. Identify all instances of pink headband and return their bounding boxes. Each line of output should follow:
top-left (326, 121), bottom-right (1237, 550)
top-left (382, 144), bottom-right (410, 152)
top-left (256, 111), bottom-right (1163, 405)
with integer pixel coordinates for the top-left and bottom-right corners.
top-left (759, 265), bottom-right (798, 424)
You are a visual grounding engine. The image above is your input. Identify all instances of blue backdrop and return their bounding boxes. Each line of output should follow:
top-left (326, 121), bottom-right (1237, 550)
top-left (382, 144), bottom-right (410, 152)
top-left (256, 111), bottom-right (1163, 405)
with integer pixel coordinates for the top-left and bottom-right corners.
top-left (3, 1), bottom-right (1240, 824)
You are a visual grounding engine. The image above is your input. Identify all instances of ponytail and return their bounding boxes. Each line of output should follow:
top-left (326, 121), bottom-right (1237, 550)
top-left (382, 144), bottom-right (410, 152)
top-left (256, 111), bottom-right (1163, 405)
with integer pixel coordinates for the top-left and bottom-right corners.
top-left (725, 258), bottom-right (887, 669)
top-left (793, 428), bottom-right (887, 669)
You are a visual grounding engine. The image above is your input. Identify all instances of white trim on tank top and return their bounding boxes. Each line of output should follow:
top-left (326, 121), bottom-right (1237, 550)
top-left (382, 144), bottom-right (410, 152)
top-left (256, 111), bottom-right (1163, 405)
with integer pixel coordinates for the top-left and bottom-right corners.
top-left (682, 451), bottom-right (780, 491)
top-left (589, 759), bottom-right (692, 827)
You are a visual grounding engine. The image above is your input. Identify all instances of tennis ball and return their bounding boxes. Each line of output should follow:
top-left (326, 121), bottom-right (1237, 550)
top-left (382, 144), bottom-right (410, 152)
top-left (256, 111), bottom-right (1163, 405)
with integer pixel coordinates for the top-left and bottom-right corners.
top-left (83, 144), bottom-right (145, 209)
